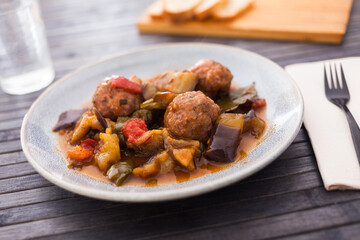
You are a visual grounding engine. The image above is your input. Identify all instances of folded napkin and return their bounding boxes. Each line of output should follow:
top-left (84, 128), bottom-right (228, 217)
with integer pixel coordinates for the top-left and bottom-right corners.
top-left (285, 57), bottom-right (360, 190)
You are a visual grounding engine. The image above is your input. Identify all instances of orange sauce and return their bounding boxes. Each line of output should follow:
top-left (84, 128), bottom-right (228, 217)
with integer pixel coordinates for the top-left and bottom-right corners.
top-left (57, 107), bottom-right (267, 187)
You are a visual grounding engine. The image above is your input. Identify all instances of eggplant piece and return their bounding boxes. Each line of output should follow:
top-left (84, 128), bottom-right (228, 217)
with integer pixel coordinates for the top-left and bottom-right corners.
top-left (204, 113), bottom-right (245, 163)
top-left (93, 107), bottom-right (108, 130)
top-left (53, 109), bottom-right (87, 131)
top-left (162, 128), bottom-right (201, 171)
top-left (170, 148), bottom-right (197, 171)
top-left (107, 160), bottom-right (134, 186)
top-left (243, 110), bottom-right (265, 138)
top-left (132, 150), bottom-right (174, 178)
top-left (126, 130), bottom-right (164, 157)
top-left (216, 84), bottom-right (257, 113)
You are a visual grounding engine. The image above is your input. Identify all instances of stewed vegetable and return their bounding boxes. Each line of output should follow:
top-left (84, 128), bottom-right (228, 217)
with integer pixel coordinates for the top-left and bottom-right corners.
top-left (205, 113), bottom-right (245, 163)
top-left (53, 59), bottom-right (267, 187)
top-left (107, 160), bottom-right (134, 186)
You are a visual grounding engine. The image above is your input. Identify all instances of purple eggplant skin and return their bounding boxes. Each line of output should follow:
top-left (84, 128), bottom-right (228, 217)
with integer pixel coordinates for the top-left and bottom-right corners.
top-left (204, 124), bottom-right (242, 163)
top-left (53, 109), bottom-right (87, 132)
top-left (204, 113), bottom-right (245, 163)
top-left (93, 107), bottom-right (108, 131)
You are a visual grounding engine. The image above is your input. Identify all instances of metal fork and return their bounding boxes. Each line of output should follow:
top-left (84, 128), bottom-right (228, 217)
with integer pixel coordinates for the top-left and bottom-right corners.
top-left (324, 63), bottom-right (360, 162)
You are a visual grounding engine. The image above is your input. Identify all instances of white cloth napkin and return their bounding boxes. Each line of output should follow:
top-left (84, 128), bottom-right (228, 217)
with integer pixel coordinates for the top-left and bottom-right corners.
top-left (285, 57), bottom-right (360, 190)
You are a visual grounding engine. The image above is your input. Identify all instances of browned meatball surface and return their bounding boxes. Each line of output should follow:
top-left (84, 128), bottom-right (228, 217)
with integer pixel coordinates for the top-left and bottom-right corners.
top-left (92, 79), bottom-right (142, 120)
top-left (164, 91), bottom-right (220, 141)
top-left (189, 59), bottom-right (233, 99)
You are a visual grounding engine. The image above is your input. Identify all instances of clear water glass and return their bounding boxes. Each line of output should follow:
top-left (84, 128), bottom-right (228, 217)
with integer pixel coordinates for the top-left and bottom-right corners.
top-left (0, 0), bottom-right (54, 95)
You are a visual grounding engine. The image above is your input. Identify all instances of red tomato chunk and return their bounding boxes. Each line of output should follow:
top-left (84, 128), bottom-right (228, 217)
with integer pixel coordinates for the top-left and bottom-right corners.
top-left (121, 118), bottom-right (148, 144)
top-left (111, 76), bottom-right (142, 94)
top-left (80, 139), bottom-right (97, 151)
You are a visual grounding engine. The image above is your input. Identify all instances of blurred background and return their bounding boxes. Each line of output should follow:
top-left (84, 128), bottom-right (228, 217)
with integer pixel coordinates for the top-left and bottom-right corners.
top-left (40, 0), bottom-right (358, 82)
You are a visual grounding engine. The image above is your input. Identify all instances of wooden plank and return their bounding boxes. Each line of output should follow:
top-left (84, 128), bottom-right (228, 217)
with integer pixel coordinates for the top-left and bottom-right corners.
top-left (0, 151), bottom-right (27, 166)
top-left (0, 186), bottom-right (75, 210)
top-left (0, 162), bottom-right (36, 180)
top-left (3, 189), bottom-right (360, 239)
top-left (0, 197), bottom-right (124, 226)
top-left (274, 141), bottom-right (313, 161)
top-left (293, 127), bottom-right (309, 143)
top-left (0, 119), bottom-right (24, 132)
top-left (0, 109), bottom-right (28, 122)
top-left (0, 140), bottom-right (22, 154)
top-left (244, 155), bottom-right (316, 184)
top-left (0, 129), bottom-right (20, 143)
top-left (1, 185), bottom-right (359, 229)
top-left (0, 101), bottom-right (32, 113)
top-left (0, 92), bottom-right (39, 104)
top-left (162, 200), bottom-right (360, 239)
top-left (276, 46), bottom-right (360, 67)
top-left (232, 170), bottom-right (322, 198)
top-left (284, 222), bottom-right (360, 240)
top-left (0, 174), bottom-right (51, 194)
top-left (145, 199), bottom-right (360, 240)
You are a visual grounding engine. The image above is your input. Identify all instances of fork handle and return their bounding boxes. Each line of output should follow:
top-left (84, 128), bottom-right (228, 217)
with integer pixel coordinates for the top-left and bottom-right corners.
top-left (342, 104), bottom-right (360, 161)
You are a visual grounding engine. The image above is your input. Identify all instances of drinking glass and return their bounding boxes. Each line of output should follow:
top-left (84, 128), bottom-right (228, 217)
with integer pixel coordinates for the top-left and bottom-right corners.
top-left (0, 0), bottom-right (54, 95)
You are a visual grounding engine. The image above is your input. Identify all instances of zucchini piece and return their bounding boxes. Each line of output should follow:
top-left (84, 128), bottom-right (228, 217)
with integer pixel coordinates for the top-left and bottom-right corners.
top-left (107, 160), bottom-right (134, 186)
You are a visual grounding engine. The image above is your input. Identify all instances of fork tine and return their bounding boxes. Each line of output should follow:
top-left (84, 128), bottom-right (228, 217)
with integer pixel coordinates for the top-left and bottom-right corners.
top-left (329, 63), bottom-right (334, 89)
top-left (324, 65), bottom-right (330, 92)
top-left (334, 63), bottom-right (341, 89)
top-left (340, 63), bottom-right (349, 92)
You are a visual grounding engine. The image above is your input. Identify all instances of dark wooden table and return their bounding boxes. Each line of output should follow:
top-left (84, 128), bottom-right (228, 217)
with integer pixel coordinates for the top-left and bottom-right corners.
top-left (1, 1), bottom-right (360, 239)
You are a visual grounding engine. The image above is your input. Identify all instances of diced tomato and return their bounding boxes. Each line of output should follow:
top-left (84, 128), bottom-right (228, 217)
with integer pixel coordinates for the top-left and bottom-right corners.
top-left (80, 139), bottom-right (97, 151)
top-left (67, 145), bottom-right (93, 160)
top-left (111, 76), bottom-right (142, 94)
top-left (121, 118), bottom-right (148, 144)
top-left (252, 98), bottom-right (266, 108)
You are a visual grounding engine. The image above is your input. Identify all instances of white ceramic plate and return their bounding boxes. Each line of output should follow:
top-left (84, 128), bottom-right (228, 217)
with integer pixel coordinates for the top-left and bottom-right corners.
top-left (21, 43), bottom-right (303, 202)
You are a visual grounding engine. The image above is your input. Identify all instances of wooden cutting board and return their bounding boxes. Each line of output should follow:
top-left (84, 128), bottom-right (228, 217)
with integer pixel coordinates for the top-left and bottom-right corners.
top-left (137, 0), bottom-right (353, 44)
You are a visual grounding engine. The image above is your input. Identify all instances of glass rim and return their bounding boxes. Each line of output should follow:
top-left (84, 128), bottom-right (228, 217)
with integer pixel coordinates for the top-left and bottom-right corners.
top-left (0, 0), bottom-right (37, 16)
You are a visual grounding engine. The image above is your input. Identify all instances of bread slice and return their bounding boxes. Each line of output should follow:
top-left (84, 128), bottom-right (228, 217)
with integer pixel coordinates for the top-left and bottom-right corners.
top-left (163, 0), bottom-right (203, 23)
top-left (212, 0), bottom-right (253, 21)
top-left (194, 0), bottom-right (225, 20)
top-left (147, 0), bottom-right (164, 20)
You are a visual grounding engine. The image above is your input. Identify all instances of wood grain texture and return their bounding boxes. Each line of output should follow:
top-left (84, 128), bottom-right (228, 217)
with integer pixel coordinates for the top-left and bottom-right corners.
top-left (138, 0), bottom-right (353, 43)
top-left (0, 0), bottom-right (360, 239)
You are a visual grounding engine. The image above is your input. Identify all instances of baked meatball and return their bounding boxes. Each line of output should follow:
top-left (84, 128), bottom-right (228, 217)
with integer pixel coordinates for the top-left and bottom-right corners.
top-left (92, 77), bottom-right (142, 120)
top-left (189, 59), bottom-right (233, 99)
top-left (164, 91), bottom-right (220, 141)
